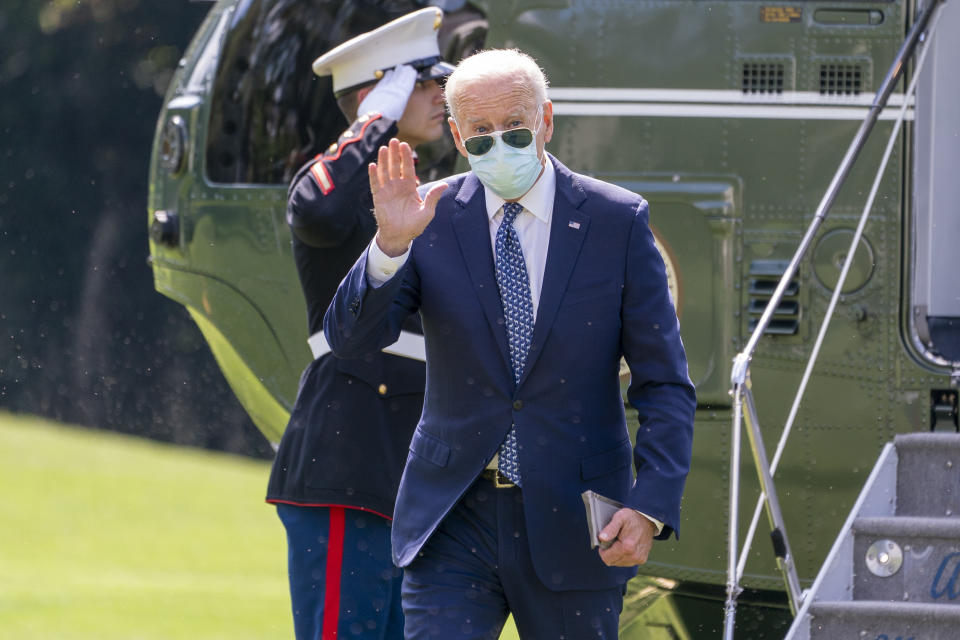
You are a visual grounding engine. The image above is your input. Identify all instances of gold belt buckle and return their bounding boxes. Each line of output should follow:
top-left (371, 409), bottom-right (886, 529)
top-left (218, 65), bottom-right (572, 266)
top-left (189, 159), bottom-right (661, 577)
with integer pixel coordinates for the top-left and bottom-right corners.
top-left (493, 470), bottom-right (515, 489)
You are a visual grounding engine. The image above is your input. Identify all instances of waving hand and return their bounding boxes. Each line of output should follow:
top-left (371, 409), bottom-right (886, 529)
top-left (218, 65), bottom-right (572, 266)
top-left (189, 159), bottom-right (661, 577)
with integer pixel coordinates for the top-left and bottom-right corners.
top-left (369, 138), bottom-right (448, 257)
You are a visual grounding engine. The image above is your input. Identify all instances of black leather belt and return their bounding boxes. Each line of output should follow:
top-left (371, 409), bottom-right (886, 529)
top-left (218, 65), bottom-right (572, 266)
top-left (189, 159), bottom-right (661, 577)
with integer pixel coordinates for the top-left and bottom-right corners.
top-left (481, 468), bottom-right (517, 489)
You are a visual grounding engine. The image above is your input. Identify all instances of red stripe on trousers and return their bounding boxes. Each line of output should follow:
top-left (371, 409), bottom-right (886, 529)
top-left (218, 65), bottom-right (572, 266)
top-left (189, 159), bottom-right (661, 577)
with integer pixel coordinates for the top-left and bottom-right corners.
top-left (321, 506), bottom-right (346, 639)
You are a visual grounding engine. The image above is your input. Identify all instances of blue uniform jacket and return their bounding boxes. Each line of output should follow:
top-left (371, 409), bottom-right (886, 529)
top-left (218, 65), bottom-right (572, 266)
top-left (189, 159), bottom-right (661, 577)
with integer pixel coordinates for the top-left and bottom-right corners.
top-left (324, 154), bottom-right (696, 590)
top-left (266, 112), bottom-right (425, 519)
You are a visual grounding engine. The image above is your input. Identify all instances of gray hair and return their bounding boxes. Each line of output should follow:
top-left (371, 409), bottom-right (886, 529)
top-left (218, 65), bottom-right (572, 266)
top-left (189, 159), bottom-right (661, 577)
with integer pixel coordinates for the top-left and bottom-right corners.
top-left (444, 49), bottom-right (549, 123)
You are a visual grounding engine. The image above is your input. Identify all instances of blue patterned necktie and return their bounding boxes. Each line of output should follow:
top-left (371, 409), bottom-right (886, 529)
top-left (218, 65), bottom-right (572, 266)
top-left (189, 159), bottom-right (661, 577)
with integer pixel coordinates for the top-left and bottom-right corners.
top-left (494, 202), bottom-right (534, 485)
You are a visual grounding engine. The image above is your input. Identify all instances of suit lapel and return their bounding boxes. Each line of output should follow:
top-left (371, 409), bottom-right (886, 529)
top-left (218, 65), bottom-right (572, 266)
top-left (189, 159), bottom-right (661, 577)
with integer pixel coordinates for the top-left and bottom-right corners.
top-left (519, 156), bottom-right (589, 388)
top-left (451, 173), bottom-right (512, 371)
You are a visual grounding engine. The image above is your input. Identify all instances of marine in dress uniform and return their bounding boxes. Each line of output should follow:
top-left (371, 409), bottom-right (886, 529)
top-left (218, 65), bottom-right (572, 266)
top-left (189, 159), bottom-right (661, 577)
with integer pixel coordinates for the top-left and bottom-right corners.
top-left (265, 9), bottom-right (452, 640)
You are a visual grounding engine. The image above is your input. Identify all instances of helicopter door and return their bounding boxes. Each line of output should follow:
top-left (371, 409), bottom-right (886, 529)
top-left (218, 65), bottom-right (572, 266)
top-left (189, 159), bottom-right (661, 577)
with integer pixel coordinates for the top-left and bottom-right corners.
top-left (911, 0), bottom-right (960, 367)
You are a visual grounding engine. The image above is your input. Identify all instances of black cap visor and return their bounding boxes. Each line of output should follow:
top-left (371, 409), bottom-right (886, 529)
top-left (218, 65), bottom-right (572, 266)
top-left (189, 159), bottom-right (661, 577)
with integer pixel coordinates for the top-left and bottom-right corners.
top-left (417, 59), bottom-right (455, 83)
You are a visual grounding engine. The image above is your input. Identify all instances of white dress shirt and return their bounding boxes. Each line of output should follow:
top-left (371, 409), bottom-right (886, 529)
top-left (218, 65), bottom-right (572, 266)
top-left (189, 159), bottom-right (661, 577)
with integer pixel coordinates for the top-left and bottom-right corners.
top-left (364, 156), bottom-right (664, 535)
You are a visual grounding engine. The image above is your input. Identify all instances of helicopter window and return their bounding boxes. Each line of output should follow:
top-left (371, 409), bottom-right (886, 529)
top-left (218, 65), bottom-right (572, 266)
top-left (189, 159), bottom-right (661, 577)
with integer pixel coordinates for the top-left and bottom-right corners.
top-left (205, 0), bottom-right (487, 185)
top-left (186, 8), bottom-right (232, 96)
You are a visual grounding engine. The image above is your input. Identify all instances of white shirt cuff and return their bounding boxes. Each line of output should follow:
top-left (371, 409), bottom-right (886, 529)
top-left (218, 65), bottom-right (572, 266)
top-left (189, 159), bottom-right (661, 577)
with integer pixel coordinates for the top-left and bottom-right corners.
top-left (636, 510), bottom-right (665, 536)
top-left (366, 235), bottom-right (410, 288)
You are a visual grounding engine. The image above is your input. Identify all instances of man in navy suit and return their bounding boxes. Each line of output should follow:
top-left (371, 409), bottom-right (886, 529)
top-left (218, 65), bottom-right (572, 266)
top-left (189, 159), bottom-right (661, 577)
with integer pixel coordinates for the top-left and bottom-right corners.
top-left (325, 48), bottom-right (696, 639)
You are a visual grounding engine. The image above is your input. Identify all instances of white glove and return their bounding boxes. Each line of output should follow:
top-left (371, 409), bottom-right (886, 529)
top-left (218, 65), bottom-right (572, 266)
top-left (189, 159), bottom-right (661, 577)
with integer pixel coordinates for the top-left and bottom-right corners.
top-left (357, 64), bottom-right (418, 122)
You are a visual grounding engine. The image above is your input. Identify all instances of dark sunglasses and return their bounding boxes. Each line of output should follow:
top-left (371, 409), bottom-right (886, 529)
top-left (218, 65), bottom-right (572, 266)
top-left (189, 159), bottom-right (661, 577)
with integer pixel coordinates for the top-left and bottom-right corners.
top-left (462, 127), bottom-right (536, 156)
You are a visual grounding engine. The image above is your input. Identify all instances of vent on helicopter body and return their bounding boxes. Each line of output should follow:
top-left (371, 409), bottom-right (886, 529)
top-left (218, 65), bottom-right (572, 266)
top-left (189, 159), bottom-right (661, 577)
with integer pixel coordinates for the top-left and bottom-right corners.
top-left (819, 64), bottom-right (863, 95)
top-left (748, 260), bottom-right (800, 335)
top-left (741, 62), bottom-right (785, 94)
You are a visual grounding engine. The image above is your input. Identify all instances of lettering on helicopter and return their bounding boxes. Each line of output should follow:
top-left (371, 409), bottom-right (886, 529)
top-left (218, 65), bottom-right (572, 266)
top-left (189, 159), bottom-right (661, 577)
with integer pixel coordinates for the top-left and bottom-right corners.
top-left (759, 7), bottom-right (802, 23)
top-left (930, 551), bottom-right (960, 601)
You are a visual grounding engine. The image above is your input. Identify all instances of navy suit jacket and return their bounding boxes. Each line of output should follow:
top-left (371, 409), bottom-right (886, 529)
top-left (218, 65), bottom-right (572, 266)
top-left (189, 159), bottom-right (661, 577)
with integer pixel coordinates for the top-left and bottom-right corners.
top-left (325, 154), bottom-right (696, 591)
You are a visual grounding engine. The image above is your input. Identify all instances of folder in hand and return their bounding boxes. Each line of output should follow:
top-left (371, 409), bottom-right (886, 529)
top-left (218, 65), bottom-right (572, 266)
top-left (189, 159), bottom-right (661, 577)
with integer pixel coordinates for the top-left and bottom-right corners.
top-left (581, 489), bottom-right (624, 550)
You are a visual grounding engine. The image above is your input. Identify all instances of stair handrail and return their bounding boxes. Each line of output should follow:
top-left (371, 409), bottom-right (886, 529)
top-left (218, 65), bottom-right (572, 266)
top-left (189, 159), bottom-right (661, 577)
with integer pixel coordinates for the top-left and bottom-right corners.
top-left (722, 2), bottom-right (947, 638)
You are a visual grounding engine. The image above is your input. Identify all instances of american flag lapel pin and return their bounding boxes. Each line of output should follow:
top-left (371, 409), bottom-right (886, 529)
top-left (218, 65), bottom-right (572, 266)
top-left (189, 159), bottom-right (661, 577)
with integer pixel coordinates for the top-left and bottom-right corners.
top-left (568, 221), bottom-right (581, 230)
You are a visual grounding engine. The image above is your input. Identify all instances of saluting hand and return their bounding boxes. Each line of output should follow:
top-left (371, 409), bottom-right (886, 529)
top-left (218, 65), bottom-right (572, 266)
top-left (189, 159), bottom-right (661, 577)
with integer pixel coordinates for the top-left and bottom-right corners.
top-left (598, 508), bottom-right (657, 567)
top-left (369, 138), bottom-right (448, 257)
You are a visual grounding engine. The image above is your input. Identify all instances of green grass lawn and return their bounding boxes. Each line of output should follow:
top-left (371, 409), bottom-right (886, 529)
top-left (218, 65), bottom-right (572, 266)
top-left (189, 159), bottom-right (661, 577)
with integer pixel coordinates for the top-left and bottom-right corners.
top-left (0, 412), bottom-right (523, 639)
top-left (0, 411), bottom-right (292, 639)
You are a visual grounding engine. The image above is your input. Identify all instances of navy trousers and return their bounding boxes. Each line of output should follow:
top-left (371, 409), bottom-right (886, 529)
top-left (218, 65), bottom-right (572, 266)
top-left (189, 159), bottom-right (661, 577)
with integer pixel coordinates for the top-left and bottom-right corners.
top-left (401, 479), bottom-right (623, 640)
top-left (277, 504), bottom-right (404, 640)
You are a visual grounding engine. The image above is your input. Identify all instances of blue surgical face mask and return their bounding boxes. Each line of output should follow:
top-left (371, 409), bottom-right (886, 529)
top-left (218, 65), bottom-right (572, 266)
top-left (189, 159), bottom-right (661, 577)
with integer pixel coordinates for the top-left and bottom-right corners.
top-left (458, 107), bottom-right (544, 201)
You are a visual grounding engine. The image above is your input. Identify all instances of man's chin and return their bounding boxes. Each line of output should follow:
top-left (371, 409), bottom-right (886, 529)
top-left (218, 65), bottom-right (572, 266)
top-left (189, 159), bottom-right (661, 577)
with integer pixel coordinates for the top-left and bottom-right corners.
top-left (427, 125), bottom-right (446, 144)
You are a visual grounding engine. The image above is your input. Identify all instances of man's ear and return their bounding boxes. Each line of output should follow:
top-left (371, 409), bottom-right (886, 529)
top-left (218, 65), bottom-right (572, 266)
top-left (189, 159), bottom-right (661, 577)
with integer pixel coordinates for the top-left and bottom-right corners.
top-left (448, 116), bottom-right (469, 159)
top-left (542, 101), bottom-right (555, 144)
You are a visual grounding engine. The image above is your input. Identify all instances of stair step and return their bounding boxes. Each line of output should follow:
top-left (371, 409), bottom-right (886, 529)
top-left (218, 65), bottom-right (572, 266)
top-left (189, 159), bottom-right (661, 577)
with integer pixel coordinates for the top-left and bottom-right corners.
top-left (895, 433), bottom-right (960, 517)
top-left (895, 433), bottom-right (960, 451)
top-left (854, 516), bottom-right (960, 537)
top-left (852, 517), bottom-right (960, 603)
top-left (808, 600), bottom-right (960, 639)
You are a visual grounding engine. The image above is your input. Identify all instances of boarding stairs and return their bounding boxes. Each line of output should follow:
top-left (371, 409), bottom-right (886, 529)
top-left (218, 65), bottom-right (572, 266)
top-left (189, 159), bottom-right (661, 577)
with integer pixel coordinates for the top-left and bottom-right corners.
top-left (784, 433), bottom-right (960, 639)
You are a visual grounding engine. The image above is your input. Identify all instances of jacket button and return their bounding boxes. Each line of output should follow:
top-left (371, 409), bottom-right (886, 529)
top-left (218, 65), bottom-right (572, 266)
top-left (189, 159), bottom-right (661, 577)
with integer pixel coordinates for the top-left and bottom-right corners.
top-left (512, 400), bottom-right (523, 410)
top-left (378, 384), bottom-right (388, 395)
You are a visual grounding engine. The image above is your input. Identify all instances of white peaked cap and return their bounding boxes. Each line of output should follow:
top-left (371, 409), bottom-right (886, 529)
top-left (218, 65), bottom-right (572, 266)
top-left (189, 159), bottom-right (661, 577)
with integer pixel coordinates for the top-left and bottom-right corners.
top-left (312, 7), bottom-right (451, 97)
